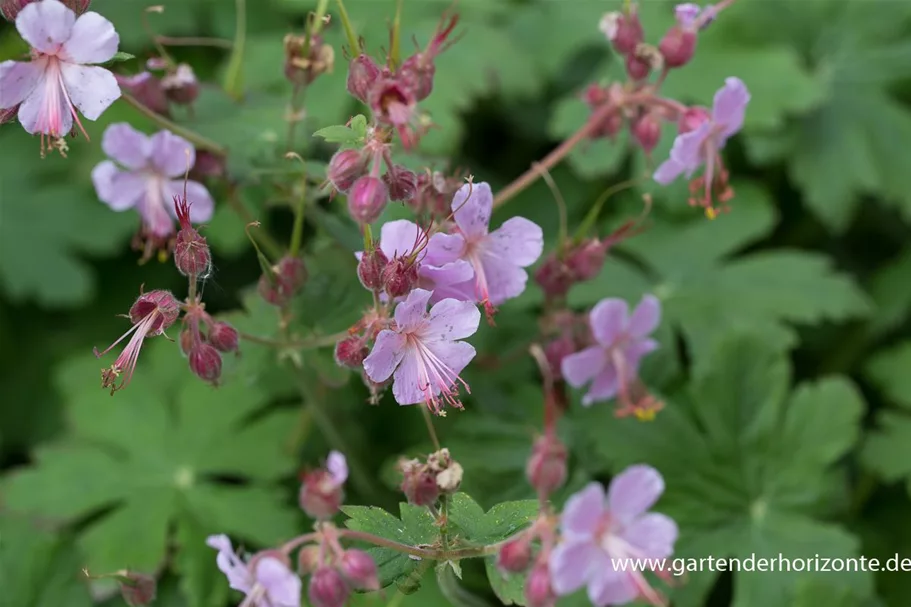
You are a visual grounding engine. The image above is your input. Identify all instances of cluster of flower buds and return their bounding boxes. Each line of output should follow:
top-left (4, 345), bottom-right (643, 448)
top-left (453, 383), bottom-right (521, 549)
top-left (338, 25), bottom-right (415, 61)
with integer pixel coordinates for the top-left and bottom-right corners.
top-left (258, 255), bottom-right (308, 307)
top-left (284, 33), bottom-right (335, 86)
top-left (304, 546), bottom-right (380, 607)
top-left (180, 302), bottom-right (239, 385)
top-left (0, 0), bottom-right (88, 20)
top-left (493, 515), bottom-right (559, 607)
top-left (344, 14), bottom-right (459, 149)
top-left (118, 58), bottom-right (200, 118)
top-left (299, 451), bottom-right (348, 519)
top-left (398, 448), bottom-right (463, 506)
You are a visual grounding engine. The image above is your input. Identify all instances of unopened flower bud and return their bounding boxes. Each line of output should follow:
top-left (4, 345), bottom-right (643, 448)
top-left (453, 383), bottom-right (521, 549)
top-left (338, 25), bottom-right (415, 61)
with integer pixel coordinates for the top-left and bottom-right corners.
top-left (526, 435), bottom-right (567, 496)
top-left (129, 290), bottom-right (180, 335)
top-left (334, 335), bottom-right (369, 368)
top-left (189, 343), bottom-right (222, 383)
top-left (117, 571), bottom-right (157, 607)
top-left (328, 149), bottom-right (368, 193)
top-left (0, 104), bottom-right (19, 124)
top-left (189, 150), bottom-right (225, 180)
top-left (297, 545), bottom-right (321, 575)
top-left (339, 549), bottom-right (380, 591)
top-left (348, 176), bottom-right (388, 224)
top-left (678, 106), bottom-right (710, 134)
top-left (632, 112), bottom-right (662, 153)
top-left (3, 0), bottom-right (90, 20)
top-left (497, 536), bottom-right (533, 574)
top-left (400, 54), bottom-right (435, 101)
top-left (116, 72), bottom-right (169, 116)
top-left (399, 459), bottom-right (440, 506)
top-left (534, 255), bottom-right (574, 299)
top-left (625, 51), bottom-right (651, 80)
top-left (284, 34), bottom-right (334, 85)
top-left (659, 26), bottom-right (696, 68)
top-left (174, 197), bottom-right (212, 279)
top-left (179, 327), bottom-right (195, 356)
top-left (383, 164), bottom-right (418, 202)
top-left (308, 566), bottom-right (350, 607)
top-left (565, 238), bottom-right (607, 281)
top-left (299, 470), bottom-right (344, 519)
top-left (381, 257), bottom-right (419, 298)
top-left (162, 64), bottom-right (200, 105)
top-left (544, 335), bottom-right (576, 380)
top-left (525, 562), bottom-right (556, 607)
top-left (208, 321), bottom-right (239, 353)
top-left (357, 246), bottom-right (389, 291)
top-left (611, 11), bottom-right (644, 55)
top-left (347, 54), bottom-right (381, 103)
top-left (259, 256), bottom-right (308, 307)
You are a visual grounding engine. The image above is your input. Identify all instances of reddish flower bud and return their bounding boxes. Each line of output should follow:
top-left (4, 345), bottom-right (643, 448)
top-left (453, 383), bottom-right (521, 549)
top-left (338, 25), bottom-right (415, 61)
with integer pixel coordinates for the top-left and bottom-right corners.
top-left (3, 0), bottom-right (90, 19)
top-left (179, 327), bottom-right (195, 356)
top-left (383, 164), bottom-right (418, 202)
top-left (544, 335), bottom-right (576, 380)
top-left (189, 343), bottom-right (222, 383)
top-left (173, 196), bottom-right (212, 279)
top-left (297, 545), bottom-right (321, 575)
top-left (678, 106), bottom-right (710, 134)
top-left (118, 571), bottom-right (157, 607)
top-left (209, 321), bottom-right (239, 353)
top-left (115, 72), bottom-right (169, 116)
top-left (526, 435), bottom-right (567, 496)
top-left (348, 176), bottom-right (388, 224)
top-left (347, 54), bottom-right (381, 103)
top-left (525, 562), bottom-right (556, 607)
top-left (308, 566), bottom-right (350, 607)
top-left (162, 64), bottom-right (200, 105)
top-left (534, 255), bottom-right (574, 299)
top-left (0, 104), bottom-right (19, 124)
top-left (632, 112), bottom-right (662, 153)
top-left (381, 257), bottom-right (419, 298)
top-left (328, 149), bottom-right (368, 193)
top-left (259, 256), bottom-right (308, 307)
top-left (129, 290), bottom-right (180, 335)
top-left (497, 536), bottom-right (532, 574)
top-left (659, 26), bottom-right (696, 68)
top-left (334, 335), bottom-right (369, 368)
top-left (399, 54), bottom-right (435, 102)
top-left (357, 246), bottom-right (389, 291)
top-left (611, 11), bottom-right (644, 55)
top-left (399, 459), bottom-right (440, 507)
top-left (339, 549), bottom-right (380, 591)
top-left (565, 238), bottom-right (607, 281)
top-left (625, 51), bottom-right (651, 80)
top-left (284, 34), bottom-right (334, 85)
top-left (299, 470), bottom-right (344, 519)
top-left (189, 150), bottom-right (226, 180)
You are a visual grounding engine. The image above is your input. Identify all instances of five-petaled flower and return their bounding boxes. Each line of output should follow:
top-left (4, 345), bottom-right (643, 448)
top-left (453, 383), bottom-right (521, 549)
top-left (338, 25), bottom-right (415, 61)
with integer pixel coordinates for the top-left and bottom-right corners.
top-left (91, 122), bottom-right (215, 260)
top-left (206, 534), bottom-right (301, 607)
top-left (549, 465), bottom-right (678, 607)
top-left (653, 77), bottom-right (750, 217)
top-left (561, 295), bottom-right (662, 418)
top-left (441, 182), bottom-right (544, 317)
top-left (0, 0), bottom-right (121, 153)
top-left (363, 288), bottom-right (480, 415)
top-left (93, 290), bottom-right (180, 395)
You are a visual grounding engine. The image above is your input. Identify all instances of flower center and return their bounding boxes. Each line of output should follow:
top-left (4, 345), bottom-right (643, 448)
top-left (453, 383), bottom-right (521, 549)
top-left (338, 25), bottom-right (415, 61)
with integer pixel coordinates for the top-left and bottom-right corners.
top-left (406, 331), bottom-right (470, 415)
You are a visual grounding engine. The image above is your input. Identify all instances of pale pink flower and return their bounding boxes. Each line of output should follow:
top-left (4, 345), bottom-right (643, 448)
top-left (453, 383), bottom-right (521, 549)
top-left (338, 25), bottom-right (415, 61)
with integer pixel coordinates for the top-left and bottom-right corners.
top-left (0, 0), bottom-right (121, 150)
top-left (206, 534), bottom-right (301, 607)
top-left (363, 288), bottom-right (480, 414)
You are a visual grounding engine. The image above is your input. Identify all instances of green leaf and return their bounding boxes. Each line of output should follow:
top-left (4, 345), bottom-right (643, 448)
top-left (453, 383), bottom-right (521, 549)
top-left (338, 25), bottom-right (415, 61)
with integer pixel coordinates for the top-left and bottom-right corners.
top-left (868, 247), bottom-right (911, 339)
top-left (575, 333), bottom-right (872, 606)
top-left (446, 494), bottom-right (537, 546)
top-left (104, 51), bottom-right (137, 64)
top-left (0, 340), bottom-right (300, 594)
top-left (0, 514), bottom-right (93, 607)
top-left (862, 342), bottom-right (911, 484)
top-left (312, 124), bottom-right (363, 145)
top-left (568, 183), bottom-right (870, 358)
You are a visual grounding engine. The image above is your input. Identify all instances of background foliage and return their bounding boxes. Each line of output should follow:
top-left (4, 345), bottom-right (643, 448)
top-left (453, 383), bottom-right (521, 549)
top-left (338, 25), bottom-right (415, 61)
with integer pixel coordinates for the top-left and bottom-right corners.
top-left (1, 0), bottom-right (911, 606)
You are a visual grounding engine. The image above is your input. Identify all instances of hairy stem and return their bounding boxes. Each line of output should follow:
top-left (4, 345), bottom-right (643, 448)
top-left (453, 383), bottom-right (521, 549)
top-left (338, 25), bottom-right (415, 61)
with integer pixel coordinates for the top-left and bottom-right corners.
top-left (337, 529), bottom-right (503, 560)
top-left (238, 329), bottom-right (348, 349)
top-left (121, 93), bottom-right (226, 155)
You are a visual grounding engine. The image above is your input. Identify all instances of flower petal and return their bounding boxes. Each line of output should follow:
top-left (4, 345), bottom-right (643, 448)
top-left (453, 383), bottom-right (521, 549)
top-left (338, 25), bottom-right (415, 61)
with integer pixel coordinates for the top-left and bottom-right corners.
top-left (589, 298), bottom-right (629, 347)
top-left (425, 298), bottom-right (480, 341)
top-left (92, 161), bottom-right (145, 210)
top-left (486, 217), bottom-right (544, 267)
top-left (327, 451), bottom-right (348, 485)
top-left (653, 157), bottom-right (685, 185)
top-left (478, 251), bottom-right (531, 305)
top-left (426, 232), bottom-right (466, 265)
top-left (560, 482), bottom-right (606, 538)
top-left (16, 0), bottom-right (75, 55)
top-left (18, 72), bottom-right (71, 135)
top-left (150, 129), bottom-right (196, 178)
top-left (621, 512), bottom-right (678, 559)
top-left (627, 294), bottom-right (661, 338)
top-left (206, 534), bottom-right (253, 593)
top-left (136, 180), bottom-right (175, 237)
top-left (712, 77), bottom-right (750, 139)
top-left (102, 123), bottom-right (151, 170)
top-left (164, 179), bottom-right (215, 223)
top-left (426, 339), bottom-right (476, 381)
top-left (0, 60), bottom-right (44, 109)
top-left (548, 539), bottom-right (598, 596)
top-left (586, 554), bottom-right (638, 607)
top-left (674, 3), bottom-right (701, 27)
top-left (420, 260), bottom-right (475, 303)
top-left (561, 346), bottom-right (606, 389)
top-left (379, 219), bottom-right (422, 259)
top-left (607, 464), bottom-right (665, 524)
top-left (668, 122), bottom-right (711, 175)
top-left (581, 364), bottom-right (619, 406)
top-left (622, 338), bottom-right (658, 373)
top-left (363, 330), bottom-right (407, 383)
top-left (451, 182), bottom-right (492, 239)
top-left (255, 557), bottom-right (302, 607)
top-left (391, 350), bottom-right (426, 405)
top-left (59, 63), bottom-right (120, 120)
top-left (394, 288), bottom-right (432, 330)
top-left (62, 11), bottom-right (119, 64)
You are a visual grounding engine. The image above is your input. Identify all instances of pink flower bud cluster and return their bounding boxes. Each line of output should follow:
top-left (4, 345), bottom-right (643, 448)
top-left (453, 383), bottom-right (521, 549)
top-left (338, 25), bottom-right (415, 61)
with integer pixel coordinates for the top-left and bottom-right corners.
top-left (258, 255), bottom-right (308, 308)
top-left (180, 303), bottom-right (239, 385)
top-left (398, 448), bottom-right (463, 506)
top-left (284, 33), bottom-right (334, 86)
top-left (345, 14), bottom-right (460, 149)
top-left (493, 516), bottom-right (560, 607)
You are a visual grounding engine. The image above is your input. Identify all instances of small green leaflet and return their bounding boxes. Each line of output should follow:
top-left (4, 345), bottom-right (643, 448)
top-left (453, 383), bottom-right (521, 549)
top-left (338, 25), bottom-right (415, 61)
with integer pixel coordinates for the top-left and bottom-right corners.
top-left (862, 342), bottom-right (911, 485)
top-left (104, 51), bottom-right (136, 65)
top-left (313, 114), bottom-right (369, 145)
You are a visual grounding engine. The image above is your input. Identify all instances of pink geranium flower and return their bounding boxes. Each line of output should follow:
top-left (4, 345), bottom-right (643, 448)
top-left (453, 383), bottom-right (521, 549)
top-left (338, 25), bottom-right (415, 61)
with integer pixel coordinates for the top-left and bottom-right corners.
top-left (91, 123), bottom-right (214, 257)
top-left (0, 0), bottom-right (121, 152)
top-left (549, 465), bottom-right (678, 607)
top-left (206, 534), bottom-right (301, 607)
top-left (363, 288), bottom-right (480, 415)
